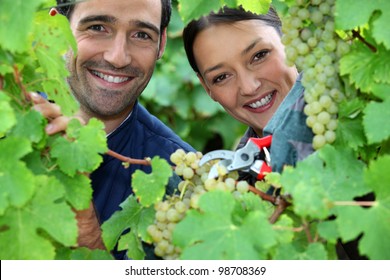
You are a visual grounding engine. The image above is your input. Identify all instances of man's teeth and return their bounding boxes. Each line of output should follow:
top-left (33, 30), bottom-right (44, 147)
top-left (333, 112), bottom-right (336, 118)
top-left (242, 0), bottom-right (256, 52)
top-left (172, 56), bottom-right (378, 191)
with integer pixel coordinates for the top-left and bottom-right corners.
top-left (248, 92), bottom-right (274, 109)
top-left (92, 70), bottom-right (130, 83)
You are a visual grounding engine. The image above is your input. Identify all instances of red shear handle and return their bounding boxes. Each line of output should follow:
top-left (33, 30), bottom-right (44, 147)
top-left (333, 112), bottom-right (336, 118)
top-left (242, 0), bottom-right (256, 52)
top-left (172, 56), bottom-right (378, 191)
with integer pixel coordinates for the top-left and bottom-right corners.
top-left (249, 135), bottom-right (272, 149)
top-left (256, 162), bottom-right (272, 180)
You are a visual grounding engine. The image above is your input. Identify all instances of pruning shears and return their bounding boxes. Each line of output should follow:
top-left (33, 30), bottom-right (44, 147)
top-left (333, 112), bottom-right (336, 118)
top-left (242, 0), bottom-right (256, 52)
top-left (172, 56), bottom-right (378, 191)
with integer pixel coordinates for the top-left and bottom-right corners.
top-left (199, 135), bottom-right (272, 180)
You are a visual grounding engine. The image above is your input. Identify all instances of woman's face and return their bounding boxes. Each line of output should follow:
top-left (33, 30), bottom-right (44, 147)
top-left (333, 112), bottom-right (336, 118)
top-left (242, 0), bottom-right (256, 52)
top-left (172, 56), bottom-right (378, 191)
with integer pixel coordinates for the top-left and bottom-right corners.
top-left (193, 20), bottom-right (298, 135)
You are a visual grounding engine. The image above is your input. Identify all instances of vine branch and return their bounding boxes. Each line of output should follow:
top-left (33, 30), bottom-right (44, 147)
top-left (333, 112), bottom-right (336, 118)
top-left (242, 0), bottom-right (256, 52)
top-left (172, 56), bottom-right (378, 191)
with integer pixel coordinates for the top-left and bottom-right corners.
top-left (106, 149), bottom-right (152, 166)
top-left (0, 75), bottom-right (3, 90)
top-left (13, 65), bottom-right (29, 103)
top-left (352, 29), bottom-right (377, 52)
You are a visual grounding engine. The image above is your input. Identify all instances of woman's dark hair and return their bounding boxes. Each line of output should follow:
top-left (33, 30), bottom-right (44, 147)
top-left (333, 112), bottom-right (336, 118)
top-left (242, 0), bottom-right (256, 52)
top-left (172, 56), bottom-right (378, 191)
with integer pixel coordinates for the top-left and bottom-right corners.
top-left (55, 0), bottom-right (172, 32)
top-left (183, 6), bottom-right (282, 73)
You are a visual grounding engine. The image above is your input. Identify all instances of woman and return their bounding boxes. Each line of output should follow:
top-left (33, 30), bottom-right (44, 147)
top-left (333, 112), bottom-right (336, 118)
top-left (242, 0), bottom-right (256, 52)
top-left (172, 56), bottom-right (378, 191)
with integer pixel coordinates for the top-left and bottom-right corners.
top-left (183, 6), bottom-right (314, 178)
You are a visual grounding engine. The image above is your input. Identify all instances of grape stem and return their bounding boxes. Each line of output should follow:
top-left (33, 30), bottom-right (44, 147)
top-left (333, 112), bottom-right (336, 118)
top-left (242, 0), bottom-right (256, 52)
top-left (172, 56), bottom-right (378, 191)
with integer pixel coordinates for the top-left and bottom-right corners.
top-left (13, 65), bottom-right (29, 103)
top-left (0, 75), bottom-right (3, 90)
top-left (333, 201), bottom-right (376, 207)
top-left (352, 29), bottom-right (377, 52)
top-left (248, 186), bottom-right (291, 224)
top-left (106, 149), bottom-right (152, 166)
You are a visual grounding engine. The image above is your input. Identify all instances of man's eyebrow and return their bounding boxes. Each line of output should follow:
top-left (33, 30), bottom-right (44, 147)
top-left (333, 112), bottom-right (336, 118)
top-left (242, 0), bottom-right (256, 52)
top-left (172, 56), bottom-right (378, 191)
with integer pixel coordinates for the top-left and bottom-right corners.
top-left (78, 15), bottom-right (117, 25)
top-left (132, 20), bottom-right (160, 36)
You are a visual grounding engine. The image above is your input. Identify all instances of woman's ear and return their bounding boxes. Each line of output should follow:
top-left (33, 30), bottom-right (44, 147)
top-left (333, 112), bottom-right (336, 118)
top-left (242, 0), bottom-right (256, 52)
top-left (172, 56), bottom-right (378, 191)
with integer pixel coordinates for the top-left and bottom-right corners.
top-left (197, 73), bottom-right (216, 101)
top-left (157, 29), bottom-right (167, 59)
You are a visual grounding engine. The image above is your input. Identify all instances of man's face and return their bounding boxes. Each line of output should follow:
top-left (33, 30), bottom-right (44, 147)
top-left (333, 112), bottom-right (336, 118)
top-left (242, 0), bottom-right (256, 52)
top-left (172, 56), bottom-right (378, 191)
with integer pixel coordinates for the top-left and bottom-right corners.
top-left (66, 0), bottom-right (165, 120)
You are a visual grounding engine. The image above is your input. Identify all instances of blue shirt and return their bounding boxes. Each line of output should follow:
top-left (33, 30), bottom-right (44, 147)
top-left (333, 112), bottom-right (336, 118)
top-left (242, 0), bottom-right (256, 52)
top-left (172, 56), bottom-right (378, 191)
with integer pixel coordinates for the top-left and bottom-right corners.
top-left (90, 101), bottom-right (195, 258)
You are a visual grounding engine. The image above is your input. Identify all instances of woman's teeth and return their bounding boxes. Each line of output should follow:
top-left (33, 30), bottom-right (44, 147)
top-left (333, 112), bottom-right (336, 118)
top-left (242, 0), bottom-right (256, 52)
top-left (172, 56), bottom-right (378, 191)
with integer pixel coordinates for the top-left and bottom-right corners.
top-left (248, 91), bottom-right (274, 109)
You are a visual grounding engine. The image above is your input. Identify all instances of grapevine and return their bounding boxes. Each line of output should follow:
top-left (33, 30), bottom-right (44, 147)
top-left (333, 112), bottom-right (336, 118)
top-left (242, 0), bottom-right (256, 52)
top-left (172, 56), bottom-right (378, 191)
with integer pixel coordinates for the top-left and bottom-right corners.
top-left (281, 0), bottom-right (350, 149)
top-left (147, 149), bottom-right (289, 259)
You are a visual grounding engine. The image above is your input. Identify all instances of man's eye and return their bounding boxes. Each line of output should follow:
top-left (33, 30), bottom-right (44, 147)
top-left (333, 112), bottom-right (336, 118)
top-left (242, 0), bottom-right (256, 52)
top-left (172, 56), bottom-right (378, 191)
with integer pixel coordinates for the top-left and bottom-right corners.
top-left (135, 32), bottom-right (151, 40)
top-left (88, 25), bottom-right (106, 32)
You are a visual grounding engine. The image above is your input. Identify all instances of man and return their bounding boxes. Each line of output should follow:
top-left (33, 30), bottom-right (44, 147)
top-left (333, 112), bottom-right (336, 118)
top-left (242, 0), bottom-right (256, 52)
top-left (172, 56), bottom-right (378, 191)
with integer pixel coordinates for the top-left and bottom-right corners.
top-left (32, 0), bottom-right (194, 259)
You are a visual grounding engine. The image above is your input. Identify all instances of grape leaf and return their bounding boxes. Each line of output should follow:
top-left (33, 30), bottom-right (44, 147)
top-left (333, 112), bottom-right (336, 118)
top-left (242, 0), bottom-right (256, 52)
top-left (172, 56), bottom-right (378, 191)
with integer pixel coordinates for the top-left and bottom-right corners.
top-left (50, 118), bottom-right (107, 177)
top-left (11, 110), bottom-right (46, 143)
top-left (237, 0), bottom-right (271, 14)
top-left (118, 230), bottom-right (146, 260)
top-left (0, 91), bottom-right (16, 134)
top-left (363, 98), bottom-right (390, 144)
top-left (69, 248), bottom-right (113, 260)
top-left (0, 137), bottom-right (35, 215)
top-left (273, 242), bottom-right (328, 260)
top-left (178, 0), bottom-right (222, 25)
top-left (332, 155), bottom-right (390, 259)
top-left (335, 0), bottom-right (390, 48)
top-left (52, 170), bottom-right (92, 210)
top-left (101, 195), bottom-right (145, 251)
top-left (335, 117), bottom-right (366, 149)
top-left (340, 43), bottom-right (390, 93)
top-left (0, 0), bottom-right (46, 52)
top-left (132, 157), bottom-right (172, 207)
top-left (281, 145), bottom-right (369, 219)
top-left (0, 175), bottom-right (77, 259)
top-left (173, 191), bottom-right (277, 260)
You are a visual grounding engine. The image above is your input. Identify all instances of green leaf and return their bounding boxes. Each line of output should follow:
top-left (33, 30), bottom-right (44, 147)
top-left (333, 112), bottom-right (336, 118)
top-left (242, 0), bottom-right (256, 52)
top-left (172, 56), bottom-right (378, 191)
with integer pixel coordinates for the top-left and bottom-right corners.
top-left (118, 230), bottom-right (146, 260)
top-left (52, 170), bottom-right (92, 210)
top-left (0, 0), bottom-right (46, 52)
top-left (50, 118), bottom-right (107, 176)
top-left (333, 155), bottom-right (390, 259)
top-left (335, 117), bottom-right (366, 150)
top-left (178, 0), bottom-right (222, 25)
top-left (0, 175), bottom-right (77, 259)
top-left (335, 0), bottom-right (390, 48)
top-left (340, 43), bottom-right (390, 93)
top-left (281, 145), bottom-right (369, 219)
top-left (238, 0), bottom-right (271, 14)
top-left (0, 91), bottom-right (16, 134)
top-left (11, 110), bottom-right (46, 143)
top-left (70, 248), bottom-right (113, 260)
top-left (363, 99), bottom-right (390, 144)
top-left (0, 137), bottom-right (35, 214)
top-left (132, 157), bottom-right (172, 207)
top-left (274, 242), bottom-right (328, 260)
top-left (174, 191), bottom-right (277, 259)
top-left (101, 196), bottom-right (143, 251)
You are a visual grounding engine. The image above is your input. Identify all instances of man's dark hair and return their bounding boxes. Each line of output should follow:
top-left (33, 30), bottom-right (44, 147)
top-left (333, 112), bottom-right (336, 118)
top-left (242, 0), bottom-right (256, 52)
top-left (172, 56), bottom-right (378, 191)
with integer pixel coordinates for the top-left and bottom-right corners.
top-left (55, 0), bottom-right (172, 32)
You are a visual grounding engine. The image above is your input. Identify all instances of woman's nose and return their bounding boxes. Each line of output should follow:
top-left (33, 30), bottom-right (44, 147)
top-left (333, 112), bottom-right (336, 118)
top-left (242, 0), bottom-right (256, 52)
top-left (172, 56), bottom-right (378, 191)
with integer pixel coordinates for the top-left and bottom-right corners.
top-left (238, 72), bottom-right (261, 96)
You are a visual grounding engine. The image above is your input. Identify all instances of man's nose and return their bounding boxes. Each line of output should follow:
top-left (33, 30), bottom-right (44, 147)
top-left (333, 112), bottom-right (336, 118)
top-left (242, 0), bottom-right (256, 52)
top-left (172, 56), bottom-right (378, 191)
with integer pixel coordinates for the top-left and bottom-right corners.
top-left (103, 34), bottom-right (131, 68)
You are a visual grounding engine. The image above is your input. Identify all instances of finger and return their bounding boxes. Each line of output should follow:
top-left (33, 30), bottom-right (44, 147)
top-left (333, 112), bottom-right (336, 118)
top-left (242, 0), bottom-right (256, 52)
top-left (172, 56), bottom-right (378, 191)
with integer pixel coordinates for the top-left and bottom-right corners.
top-left (45, 115), bottom-right (70, 135)
top-left (45, 116), bottom-right (86, 135)
top-left (26, 92), bottom-right (48, 105)
top-left (33, 102), bottom-right (62, 120)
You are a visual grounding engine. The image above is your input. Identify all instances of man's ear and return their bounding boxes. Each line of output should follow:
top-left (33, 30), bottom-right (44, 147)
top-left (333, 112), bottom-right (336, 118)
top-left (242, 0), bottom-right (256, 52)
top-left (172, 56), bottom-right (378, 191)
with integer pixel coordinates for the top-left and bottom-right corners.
top-left (197, 73), bottom-right (216, 101)
top-left (157, 29), bottom-right (167, 59)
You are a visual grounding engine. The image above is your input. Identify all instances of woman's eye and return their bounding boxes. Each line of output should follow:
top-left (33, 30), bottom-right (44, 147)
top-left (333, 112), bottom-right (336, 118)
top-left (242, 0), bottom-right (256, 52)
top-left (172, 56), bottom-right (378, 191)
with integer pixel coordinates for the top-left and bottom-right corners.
top-left (213, 74), bottom-right (227, 84)
top-left (254, 50), bottom-right (269, 61)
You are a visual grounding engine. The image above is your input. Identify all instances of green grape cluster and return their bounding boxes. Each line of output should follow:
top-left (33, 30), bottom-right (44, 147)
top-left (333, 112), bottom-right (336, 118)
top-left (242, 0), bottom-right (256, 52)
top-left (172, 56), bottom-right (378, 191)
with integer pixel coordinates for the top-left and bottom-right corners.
top-left (281, 0), bottom-right (350, 149)
top-left (147, 149), bottom-right (251, 259)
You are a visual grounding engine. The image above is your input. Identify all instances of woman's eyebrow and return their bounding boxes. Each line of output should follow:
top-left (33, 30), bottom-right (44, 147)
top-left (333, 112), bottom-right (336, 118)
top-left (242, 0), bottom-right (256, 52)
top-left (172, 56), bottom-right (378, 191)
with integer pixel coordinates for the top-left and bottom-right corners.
top-left (241, 38), bottom-right (263, 56)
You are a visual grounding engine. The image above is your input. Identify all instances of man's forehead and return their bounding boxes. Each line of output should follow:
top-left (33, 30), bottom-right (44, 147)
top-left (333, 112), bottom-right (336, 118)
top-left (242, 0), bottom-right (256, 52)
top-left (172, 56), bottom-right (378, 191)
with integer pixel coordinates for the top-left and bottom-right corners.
top-left (71, 0), bottom-right (162, 23)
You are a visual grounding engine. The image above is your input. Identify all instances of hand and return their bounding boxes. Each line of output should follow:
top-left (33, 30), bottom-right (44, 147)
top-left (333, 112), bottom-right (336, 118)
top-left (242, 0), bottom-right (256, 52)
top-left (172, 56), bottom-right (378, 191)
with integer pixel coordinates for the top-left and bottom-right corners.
top-left (27, 92), bottom-right (84, 135)
top-left (75, 202), bottom-right (106, 250)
